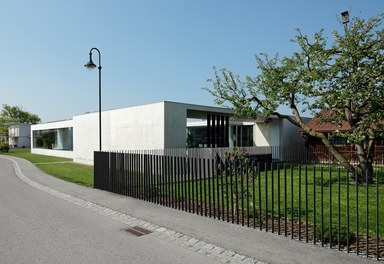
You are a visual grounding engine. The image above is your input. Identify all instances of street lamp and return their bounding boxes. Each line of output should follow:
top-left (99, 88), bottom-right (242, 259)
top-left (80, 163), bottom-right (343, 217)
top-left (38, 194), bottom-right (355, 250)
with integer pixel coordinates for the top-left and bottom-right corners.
top-left (84, 47), bottom-right (102, 151)
top-left (341, 11), bottom-right (349, 25)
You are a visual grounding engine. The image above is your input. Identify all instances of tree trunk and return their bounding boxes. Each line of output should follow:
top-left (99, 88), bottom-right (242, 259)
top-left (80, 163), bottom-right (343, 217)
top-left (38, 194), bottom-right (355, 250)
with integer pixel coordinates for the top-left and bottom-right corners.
top-left (320, 136), bottom-right (356, 177)
top-left (355, 143), bottom-right (374, 184)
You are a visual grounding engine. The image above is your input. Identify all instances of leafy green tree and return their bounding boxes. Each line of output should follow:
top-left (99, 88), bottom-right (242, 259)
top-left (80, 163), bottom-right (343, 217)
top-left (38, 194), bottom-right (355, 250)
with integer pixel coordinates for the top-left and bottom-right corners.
top-left (206, 13), bottom-right (384, 183)
top-left (0, 104), bottom-right (41, 142)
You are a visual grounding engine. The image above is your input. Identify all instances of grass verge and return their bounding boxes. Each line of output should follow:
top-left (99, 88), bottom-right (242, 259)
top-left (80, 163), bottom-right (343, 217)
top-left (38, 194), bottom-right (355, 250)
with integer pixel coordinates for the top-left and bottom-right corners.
top-left (1, 148), bottom-right (93, 187)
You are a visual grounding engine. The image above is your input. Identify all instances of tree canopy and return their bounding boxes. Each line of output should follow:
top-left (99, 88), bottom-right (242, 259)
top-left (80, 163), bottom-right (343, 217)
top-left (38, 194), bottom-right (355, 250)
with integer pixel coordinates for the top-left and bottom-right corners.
top-left (0, 104), bottom-right (41, 138)
top-left (206, 13), bottom-right (384, 183)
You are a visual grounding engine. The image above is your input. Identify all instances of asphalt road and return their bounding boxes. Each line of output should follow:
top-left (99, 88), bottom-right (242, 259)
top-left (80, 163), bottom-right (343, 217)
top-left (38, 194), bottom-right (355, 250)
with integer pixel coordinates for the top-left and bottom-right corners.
top-left (0, 158), bottom-right (218, 264)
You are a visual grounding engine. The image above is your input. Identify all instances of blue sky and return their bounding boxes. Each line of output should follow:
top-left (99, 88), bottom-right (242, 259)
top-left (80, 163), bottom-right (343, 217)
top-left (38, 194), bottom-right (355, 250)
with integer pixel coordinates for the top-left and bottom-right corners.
top-left (1, 0), bottom-right (382, 122)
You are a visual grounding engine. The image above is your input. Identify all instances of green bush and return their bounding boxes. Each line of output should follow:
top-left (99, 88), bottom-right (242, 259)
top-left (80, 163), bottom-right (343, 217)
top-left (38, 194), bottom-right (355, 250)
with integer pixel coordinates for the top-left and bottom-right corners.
top-left (0, 143), bottom-right (9, 153)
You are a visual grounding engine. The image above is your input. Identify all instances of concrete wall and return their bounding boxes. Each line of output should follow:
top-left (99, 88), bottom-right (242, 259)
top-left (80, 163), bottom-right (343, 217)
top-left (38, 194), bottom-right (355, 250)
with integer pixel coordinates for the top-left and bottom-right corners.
top-left (253, 117), bottom-right (309, 148)
top-left (73, 102), bottom-right (166, 164)
top-left (253, 120), bottom-right (280, 146)
top-left (164, 102), bottom-right (187, 148)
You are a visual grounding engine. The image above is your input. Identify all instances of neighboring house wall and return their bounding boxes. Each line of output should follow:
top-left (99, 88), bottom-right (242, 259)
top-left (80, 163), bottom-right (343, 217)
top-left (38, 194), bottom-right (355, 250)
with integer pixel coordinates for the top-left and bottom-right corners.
top-left (8, 123), bottom-right (31, 148)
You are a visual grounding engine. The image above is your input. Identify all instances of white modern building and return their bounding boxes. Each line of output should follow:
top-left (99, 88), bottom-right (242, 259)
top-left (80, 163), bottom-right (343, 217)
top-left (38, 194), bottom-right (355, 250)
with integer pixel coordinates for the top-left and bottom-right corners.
top-left (31, 101), bottom-right (309, 165)
top-left (7, 122), bottom-right (32, 148)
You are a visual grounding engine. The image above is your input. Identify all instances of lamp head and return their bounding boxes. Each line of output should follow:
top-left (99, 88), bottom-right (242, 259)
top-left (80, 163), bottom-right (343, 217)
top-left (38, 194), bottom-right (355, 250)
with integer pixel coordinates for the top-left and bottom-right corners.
top-left (84, 53), bottom-right (97, 70)
top-left (341, 11), bottom-right (349, 24)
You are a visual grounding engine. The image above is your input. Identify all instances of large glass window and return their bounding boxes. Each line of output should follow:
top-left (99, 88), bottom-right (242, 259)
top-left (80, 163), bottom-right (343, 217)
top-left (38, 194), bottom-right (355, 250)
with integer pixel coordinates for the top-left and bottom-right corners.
top-left (33, 127), bottom-right (73, 150)
top-left (229, 125), bottom-right (253, 147)
top-left (187, 124), bottom-right (254, 148)
top-left (186, 126), bottom-right (208, 148)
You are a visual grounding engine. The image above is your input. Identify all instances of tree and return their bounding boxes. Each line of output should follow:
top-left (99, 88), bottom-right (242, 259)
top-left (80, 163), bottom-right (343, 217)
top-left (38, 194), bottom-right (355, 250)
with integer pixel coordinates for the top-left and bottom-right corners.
top-left (0, 104), bottom-right (41, 141)
top-left (205, 13), bottom-right (384, 183)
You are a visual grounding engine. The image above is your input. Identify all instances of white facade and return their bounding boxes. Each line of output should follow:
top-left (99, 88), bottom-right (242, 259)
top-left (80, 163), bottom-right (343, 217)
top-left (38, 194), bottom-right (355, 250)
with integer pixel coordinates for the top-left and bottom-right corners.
top-left (31, 119), bottom-right (74, 159)
top-left (31, 101), bottom-right (308, 165)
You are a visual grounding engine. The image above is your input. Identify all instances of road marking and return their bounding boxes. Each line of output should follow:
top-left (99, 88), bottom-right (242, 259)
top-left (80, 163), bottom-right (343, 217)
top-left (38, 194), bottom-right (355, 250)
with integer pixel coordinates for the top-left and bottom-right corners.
top-left (1, 156), bottom-right (266, 264)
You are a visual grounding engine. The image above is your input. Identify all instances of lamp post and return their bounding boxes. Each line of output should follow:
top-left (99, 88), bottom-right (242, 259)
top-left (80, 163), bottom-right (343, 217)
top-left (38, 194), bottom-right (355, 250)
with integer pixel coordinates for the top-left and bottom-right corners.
top-left (341, 11), bottom-right (352, 123)
top-left (84, 47), bottom-right (102, 151)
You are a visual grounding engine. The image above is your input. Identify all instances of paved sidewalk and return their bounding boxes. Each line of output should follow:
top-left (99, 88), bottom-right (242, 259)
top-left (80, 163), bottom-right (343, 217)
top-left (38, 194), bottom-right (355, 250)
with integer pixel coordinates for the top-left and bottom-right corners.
top-left (3, 156), bottom-right (378, 264)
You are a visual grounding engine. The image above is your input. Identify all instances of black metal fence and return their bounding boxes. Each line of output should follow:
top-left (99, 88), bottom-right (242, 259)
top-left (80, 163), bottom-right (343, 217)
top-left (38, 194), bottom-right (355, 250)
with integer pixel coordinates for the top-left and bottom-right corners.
top-left (94, 150), bottom-right (383, 261)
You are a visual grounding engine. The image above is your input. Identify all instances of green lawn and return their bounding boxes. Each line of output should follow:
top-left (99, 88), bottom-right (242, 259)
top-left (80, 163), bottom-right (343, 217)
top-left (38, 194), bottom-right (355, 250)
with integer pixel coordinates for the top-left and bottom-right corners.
top-left (154, 163), bottom-right (384, 240)
top-left (0, 148), bottom-right (93, 187)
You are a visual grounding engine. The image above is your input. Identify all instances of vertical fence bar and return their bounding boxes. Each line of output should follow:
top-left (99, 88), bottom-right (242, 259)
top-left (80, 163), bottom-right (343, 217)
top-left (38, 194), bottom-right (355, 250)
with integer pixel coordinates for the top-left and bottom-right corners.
top-left (290, 164), bottom-right (294, 239)
top-left (195, 157), bottom-right (198, 214)
top-left (143, 154), bottom-right (146, 201)
top-left (216, 156), bottom-right (221, 219)
top-left (305, 166), bottom-right (308, 243)
top-left (241, 161), bottom-right (244, 226)
top-left (230, 160), bottom-right (234, 223)
top-left (338, 167), bottom-right (341, 250)
top-left (346, 168), bottom-right (350, 253)
top-left (126, 153), bottom-right (133, 197)
top-left (226, 160), bottom-right (230, 222)
top-left (142, 154), bottom-right (146, 200)
top-left (154, 154), bottom-right (157, 203)
top-left (284, 164), bottom-right (287, 236)
top-left (136, 153), bottom-right (139, 199)
top-left (161, 155), bottom-right (165, 205)
top-left (271, 163), bottom-right (275, 233)
top-left (187, 157), bottom-right (191, 212)
top-left (278, 164), bottom-right (281, 235)
top-left (146, 154), bottom-right (149, 201)
top-left (208, 158), bottom-right (211, 217)
top-left (148, 155), bottom-right (151, 202)
top-left (179, 156), bottom-right (182, 210)
top-left (329, 166), bottom-right (332, 249)
top-left (164, 156), bottom-right (168, 207)
top-left (221, 159), bottom-right (225, 222)
top-left (313, 166), bottom-right (316, 244)
top-left (258, 163), bottom-right (262, 230)
top-left (376, 168), bottom-right (379, 261)
top-left (252, 162), bottom-right (256, 228)
top-left (110, 152), bottom-right (116, 193)
top-left (246, 161), bottom-right (250, 227)
top-left (192, 158), bottom-right (196, 214)
top-left (156, 155), bottom-right (160, 204)
top-left (182, 156), bottom-right (186, 211)
top-left (356, 170), bottom-right (359, 256)
top-left (235, 160), bottom-right (239, 225)
top-left (132, 153), bottom-right (135, 198)
top-left (265, 163), bottom-right (268, 232)
top-left (321, 166), bottom-right (324, 247)
top-left (216, 157), bottom-right (221, 220)
top-left (173, 156), bottom-right (177, 209)
top-left (130, 153), bottom-right (133, 198)
top-left (199, 158), bottom-right (203, 216)
top-left (212, 158), bottom-right (216, 219)
top-left (172, 156), bottom-right (175, 208)
top-left (366, 169), bottom-right (369, 258)
top-left (127, 153), bottom-right (131, 197)
top-left (298, 165), bottom-right (302, 241)
top-left (203, 159), bottom-right (207, 217)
